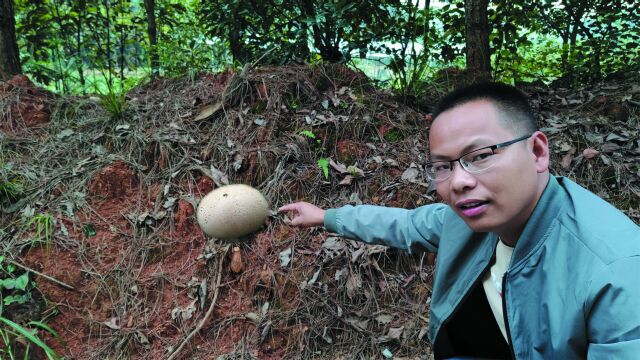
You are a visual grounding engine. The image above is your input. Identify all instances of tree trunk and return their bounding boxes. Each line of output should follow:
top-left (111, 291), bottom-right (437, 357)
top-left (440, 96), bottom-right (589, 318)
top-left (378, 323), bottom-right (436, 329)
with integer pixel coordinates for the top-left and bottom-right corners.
top-left (464, 0), bottom-right (491, 80)
top-left (228, 5), bottom-right (250, 63)
top-left (51, 0), bottom-right (71, 92)
top-left (143, 0), bottom-right (159, 76)
top-left (104, 0), bottom-right (114, 88)
top-left (229, 28), bottom-right (245, 63)
top-left (119, 24), bottom-right (126, 87)
top-left (75, 0), bottom-right (86, 94)
top-left (299, 0), bottom-right (342, 63)
top-left (0, 0), bottom-right (22, 80)
top-left (560, 26), bottom-right (569, 72)
top-left (118, 0), bottom-right (126, 87)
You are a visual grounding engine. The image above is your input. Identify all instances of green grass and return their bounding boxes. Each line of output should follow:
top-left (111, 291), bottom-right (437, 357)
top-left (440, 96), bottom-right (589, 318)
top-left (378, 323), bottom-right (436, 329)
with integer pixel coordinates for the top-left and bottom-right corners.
top-left (26, 213), bottom-right (55, 249)
top-left (0, 317), bottom-right (62, 360)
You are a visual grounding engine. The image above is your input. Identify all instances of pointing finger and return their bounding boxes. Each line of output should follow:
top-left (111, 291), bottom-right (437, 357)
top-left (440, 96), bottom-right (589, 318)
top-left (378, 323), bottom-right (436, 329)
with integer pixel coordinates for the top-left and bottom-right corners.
top-left (278, 204), bottom-right (298, 212)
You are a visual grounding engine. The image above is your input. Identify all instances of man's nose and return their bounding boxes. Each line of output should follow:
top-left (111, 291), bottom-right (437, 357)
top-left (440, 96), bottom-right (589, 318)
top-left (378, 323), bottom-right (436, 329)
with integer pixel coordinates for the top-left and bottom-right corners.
top-left (449, 160), bottom-right (476, 192)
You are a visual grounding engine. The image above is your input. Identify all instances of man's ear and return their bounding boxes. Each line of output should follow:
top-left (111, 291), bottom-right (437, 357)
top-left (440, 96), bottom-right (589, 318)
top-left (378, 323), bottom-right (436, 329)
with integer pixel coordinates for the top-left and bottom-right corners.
top-left (531, 131), bottom-right (550, 173)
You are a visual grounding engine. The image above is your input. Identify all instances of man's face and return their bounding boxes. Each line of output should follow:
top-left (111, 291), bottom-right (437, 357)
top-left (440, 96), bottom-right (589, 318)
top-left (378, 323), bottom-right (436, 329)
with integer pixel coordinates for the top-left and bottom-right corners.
top-left (428, 100), bottom-right (548, 240)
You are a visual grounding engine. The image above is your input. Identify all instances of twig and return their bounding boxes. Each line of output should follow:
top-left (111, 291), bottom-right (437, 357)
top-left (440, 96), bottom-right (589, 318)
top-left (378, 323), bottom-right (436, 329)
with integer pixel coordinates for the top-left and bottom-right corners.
top-left (166, 246), bottom-right (228, 360)
top-left (8, 259), bottom-right (76, 291)
top-left (626, 99), bottom-right (640, 107)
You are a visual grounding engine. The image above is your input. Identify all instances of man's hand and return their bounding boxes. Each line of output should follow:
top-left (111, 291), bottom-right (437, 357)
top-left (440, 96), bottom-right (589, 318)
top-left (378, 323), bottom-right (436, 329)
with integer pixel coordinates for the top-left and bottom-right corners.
top-left (278, 202), bottom-right (326, 227)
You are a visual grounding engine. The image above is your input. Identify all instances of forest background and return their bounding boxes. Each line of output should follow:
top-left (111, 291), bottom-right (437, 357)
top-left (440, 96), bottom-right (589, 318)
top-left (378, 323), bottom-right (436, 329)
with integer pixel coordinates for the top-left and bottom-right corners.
top-left (1, 0), bottom-right (638, 97)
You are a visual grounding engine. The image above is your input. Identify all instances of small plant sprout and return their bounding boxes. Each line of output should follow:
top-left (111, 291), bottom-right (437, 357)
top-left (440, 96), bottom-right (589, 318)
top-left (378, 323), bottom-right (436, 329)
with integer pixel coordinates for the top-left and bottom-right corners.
top-left (0, 257), bottom-right (62, 359)
top-left (0, 256), bottom-right (36, 310)
top-left (299, 131), bottom-right (329, 178)
top-left (26, 213), bottom-right (55, 249)
top-left (299, 130), bottom-right (315, 139)
top-left (299, 130), bottom-right (322, 145)
top-left (317, 158), bottom-right (330, 179)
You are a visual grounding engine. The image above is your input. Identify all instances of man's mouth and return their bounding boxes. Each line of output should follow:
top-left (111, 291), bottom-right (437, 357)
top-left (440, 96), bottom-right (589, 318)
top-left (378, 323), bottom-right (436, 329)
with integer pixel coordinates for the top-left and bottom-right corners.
top-left (456, 200), bottom-right (489, 217)
top-left (458, 201), bottom-right (488, 209)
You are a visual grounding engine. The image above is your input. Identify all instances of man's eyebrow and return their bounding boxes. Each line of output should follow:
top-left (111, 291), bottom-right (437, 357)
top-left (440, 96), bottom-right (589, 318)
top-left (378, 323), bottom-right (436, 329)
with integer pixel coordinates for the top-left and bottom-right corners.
top-left (429, 154), bottom-right (450, 162)
top-left (429, 139), bottom-right (493, 161)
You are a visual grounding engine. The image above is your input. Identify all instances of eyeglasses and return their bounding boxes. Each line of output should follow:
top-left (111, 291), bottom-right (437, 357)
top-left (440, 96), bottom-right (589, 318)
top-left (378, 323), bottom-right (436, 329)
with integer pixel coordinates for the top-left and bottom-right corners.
top-left (426, 134), bottom-right (532, 183)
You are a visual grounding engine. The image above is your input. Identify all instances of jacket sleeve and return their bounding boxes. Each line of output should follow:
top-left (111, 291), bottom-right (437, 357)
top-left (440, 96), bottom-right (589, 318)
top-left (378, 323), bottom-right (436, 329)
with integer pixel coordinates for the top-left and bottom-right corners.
top-left (586, 255), bottom-right (640, 358)
top-left (323, 203), bottom-right (448, 254)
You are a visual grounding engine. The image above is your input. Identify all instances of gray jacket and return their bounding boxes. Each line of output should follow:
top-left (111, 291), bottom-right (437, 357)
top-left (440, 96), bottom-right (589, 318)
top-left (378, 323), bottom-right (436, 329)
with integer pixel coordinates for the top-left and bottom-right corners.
top-left (324, 176), bottom-right (640, 359)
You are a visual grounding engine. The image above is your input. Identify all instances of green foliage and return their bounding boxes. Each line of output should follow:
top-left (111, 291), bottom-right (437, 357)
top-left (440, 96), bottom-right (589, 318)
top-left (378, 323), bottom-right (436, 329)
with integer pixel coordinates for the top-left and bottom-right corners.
top-left (83, 223), bottom-right (97, 237)
top-left (155, 1), bottom-right (230, 76)
top-left (489, 0), bottom-right (541, 82)
top-left (289, 99), bottom-right (299, 111)
top-left (10, 0), bottom-right (639, 95)
top-left (98, 88), bottom-right (128, 120)
top-left (15, 0), bottom-right (148, 93)
top-left (96, 75), bottom-right (148, 119)
top-left (0, 180), bottom-right (23, 203)
top-left (371, 1), bottom-right (435, 101)
top-left (0, 163), bottom-right (23, 205)
top-left (199, 0), bottom-right (397, 64)
top-left (25, 213), bottom-right (55, 249)
top-left (299, 130), bottom-right (316, 139)
top-left (435, 1), bottom-right (466, 64)
top-left (317, 158), bottom-right (330, 180)
top-left (299, 130), bottom-right (322, 146)
top-left (0, 316), bottom-right (61, 360)
top-left (493, 35), bottom-right (564, 83)
top-left (0, 256), bottom-right (35, 311)
top-left (383, 128), bottom-right (404, 143)
top-left (299, 131), bottom-right (329, 178)
top-left (0, 260), bottom-right (59, 359)
top-left (486, 0), bottom-right (640, 84)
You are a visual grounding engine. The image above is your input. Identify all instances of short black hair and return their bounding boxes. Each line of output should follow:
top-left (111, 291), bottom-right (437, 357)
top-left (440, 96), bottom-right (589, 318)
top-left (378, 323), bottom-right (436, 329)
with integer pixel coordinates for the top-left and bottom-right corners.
top-left (432, 82), bottom-right (537, 135)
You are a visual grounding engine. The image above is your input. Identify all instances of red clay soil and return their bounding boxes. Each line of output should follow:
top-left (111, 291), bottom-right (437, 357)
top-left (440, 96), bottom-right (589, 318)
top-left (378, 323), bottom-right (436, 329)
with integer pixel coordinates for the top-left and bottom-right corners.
top-left (0, 74), bottom-right (52, 134)
top-left (17, 160), bottom-right (302, 359)
top-left (19, 161), bottom-right (202, 358)
top-left (1, 70), bottom-right (297, 357)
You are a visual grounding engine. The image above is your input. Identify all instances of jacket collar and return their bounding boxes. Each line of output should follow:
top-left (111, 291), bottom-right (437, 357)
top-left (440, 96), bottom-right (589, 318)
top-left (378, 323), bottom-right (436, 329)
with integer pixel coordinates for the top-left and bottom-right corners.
top-left (510, 175), bottom-right (565, 268)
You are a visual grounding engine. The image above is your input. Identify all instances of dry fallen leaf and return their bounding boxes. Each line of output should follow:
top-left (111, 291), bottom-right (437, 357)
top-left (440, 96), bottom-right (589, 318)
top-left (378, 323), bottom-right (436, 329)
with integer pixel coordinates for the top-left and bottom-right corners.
top-left (583, 148), bottom-right (600, 159)
top-left (339, 175), bottom-right (354, 185)
top-left (561, 153), bottom-right (574, 169)
top-left (346, 272), bottom-right (362, 299)
top-left (387, 326), bottom-right (404, 340)
top-left (260, 268), bottom-right (272, 285)
top-left (194, 102), bottom-right (222, 121)
top-left (401, 167), bottom-right (420, 182)
top-left (104, 317), bottom-right (120, 330)
top-left (230, 246), bottom-right (244, 273)
top-left (601, 142), bottom-right (621, 153)
top-left (329, 158), bottom-right (347, 173)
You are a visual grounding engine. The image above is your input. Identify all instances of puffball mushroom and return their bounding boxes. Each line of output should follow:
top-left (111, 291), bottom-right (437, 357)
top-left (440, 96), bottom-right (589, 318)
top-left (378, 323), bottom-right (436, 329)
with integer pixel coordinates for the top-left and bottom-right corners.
top-left (196, 184), bottom-right (269, 239)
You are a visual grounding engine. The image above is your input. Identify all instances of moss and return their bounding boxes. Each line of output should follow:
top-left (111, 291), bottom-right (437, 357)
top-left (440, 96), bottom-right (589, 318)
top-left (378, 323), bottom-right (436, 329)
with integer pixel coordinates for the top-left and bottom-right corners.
top-left (383, 128), bottom-right (405, 143)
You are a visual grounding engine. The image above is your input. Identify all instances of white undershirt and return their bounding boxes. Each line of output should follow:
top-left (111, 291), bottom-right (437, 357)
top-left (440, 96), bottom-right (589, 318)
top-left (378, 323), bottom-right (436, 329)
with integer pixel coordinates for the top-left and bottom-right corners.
top-left (481, 239), bottom-right (514, 342)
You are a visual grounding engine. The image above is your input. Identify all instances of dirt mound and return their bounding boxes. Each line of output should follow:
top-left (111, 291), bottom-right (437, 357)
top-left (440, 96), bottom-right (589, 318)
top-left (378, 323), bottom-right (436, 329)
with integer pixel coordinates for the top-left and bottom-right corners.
top-left (87, 160), bottom-right (139, 198)
top-left (2, 64), bottom-right (433, 359)
top-left (0, 74), bottom-right (52, 134)
top-left (1, 65), bottom-right (638, 359)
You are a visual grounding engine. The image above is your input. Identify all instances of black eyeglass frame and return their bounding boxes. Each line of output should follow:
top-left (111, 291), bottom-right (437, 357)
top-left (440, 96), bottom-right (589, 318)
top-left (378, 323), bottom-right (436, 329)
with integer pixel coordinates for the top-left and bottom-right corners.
top-left (426, 133), bottom-right (533, 182)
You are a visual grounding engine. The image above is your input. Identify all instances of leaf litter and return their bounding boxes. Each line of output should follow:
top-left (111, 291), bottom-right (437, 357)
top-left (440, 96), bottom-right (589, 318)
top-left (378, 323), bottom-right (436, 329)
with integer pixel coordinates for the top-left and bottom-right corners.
top-left (0, 67), bottom-right (638, 359)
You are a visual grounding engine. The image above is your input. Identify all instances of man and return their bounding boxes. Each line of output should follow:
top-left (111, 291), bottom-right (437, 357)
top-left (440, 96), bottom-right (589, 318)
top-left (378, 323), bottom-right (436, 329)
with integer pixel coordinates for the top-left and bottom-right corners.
top-left (279, 83), bottom-right (640, 359)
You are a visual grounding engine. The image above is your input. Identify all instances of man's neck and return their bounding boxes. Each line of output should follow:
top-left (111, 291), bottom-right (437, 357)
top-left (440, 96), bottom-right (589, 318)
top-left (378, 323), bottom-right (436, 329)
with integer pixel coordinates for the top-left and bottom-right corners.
top-left (498, 233), bottom-right (518, 247)
top-left (498, 174), bottom-right (550, 248)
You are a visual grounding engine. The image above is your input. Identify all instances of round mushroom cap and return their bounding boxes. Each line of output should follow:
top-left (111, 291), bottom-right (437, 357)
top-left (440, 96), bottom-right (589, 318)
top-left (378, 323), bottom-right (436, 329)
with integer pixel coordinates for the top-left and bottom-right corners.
top-left (196, 184), bottom-right (270, 239)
